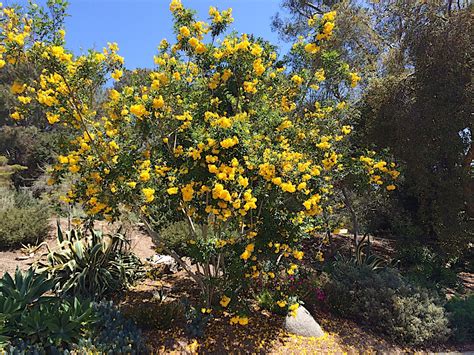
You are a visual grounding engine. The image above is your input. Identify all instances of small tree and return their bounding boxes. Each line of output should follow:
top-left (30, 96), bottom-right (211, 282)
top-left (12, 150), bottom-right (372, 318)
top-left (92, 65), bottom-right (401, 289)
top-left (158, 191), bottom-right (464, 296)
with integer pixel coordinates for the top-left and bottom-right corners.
top-left (1, 0), bottom-right (398, 320)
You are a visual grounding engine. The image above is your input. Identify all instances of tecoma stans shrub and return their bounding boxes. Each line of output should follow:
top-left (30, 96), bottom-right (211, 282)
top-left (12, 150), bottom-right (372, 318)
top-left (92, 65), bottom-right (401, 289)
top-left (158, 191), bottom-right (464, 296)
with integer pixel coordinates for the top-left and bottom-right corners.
top-left (1, 0), bottom-right (399, 319)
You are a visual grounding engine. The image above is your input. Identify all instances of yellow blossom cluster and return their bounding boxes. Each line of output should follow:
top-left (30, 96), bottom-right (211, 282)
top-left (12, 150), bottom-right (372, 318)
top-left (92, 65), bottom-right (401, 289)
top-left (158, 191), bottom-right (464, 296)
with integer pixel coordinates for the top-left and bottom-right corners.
top-left (1, 0), bottom-right (399, 316)
top-left (359, 153), bottom-right (399, 190)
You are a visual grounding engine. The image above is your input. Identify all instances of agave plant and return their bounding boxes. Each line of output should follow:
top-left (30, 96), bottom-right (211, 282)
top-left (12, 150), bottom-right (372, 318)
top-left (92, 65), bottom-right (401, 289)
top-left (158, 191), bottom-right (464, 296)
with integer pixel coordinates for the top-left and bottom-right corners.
top-left (353, 235), bottom-right (387, 270)
top-left (19, 297), bottom-right (95, 345)
top-left (335, 234), bottom-right (389, 271)
top-left (0, 268), bottom-right (53, 332)
top-left (0, 268), bottom-right (93, 347)
top-left (36, 222), bottom-right (143, 299)
top-left (0, 268), bottom-right (55, 319)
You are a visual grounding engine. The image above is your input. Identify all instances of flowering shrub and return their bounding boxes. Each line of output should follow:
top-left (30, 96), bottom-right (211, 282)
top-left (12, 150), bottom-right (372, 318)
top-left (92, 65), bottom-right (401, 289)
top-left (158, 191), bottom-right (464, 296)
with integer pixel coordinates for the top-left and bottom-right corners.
top-left (1, 0), bottom-right (399, 321)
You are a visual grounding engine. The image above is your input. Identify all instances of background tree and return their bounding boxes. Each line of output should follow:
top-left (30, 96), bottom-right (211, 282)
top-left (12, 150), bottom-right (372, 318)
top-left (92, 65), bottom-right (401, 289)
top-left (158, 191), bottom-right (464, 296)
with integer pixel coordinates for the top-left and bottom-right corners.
top-left (359, 5), bottom-right (473, 258)
top-left (0, 0), bottom-right (68, 187)
top-left (273, 0), bottom-right (473, 262)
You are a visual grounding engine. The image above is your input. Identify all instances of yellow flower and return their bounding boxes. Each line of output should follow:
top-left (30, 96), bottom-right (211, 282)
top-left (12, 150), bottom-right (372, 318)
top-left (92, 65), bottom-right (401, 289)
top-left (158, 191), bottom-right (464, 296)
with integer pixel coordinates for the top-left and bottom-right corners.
top-left (69, 165), bottom-right (80, 173)
top-left (304, 43), bottom-right (320, 54)
top-left (11, 81), bottom-right (26, 94)
top-left (322, 11), bottom-right (337, 22)
top-left (291, 75), bottom-right (304, 86)
top-left (349, 72), bottom-right (361, 87)
top-left (315, 69), bottom-right (325, 82)
top-left (111, 69), bottom-right (123, 81)
top-left (169, 0), bottom-right (183, 12)
top-left (58, 155), bottom-right (69, 164)
top-left (153, 96), bottom-right (165, 109)
top-left (243, 80), bottom-right (257, 94)
top-left (293, 250), bottom-right (304, 260)
top-left (139, 170), bottom-right (150, 182)
top-left (253, 58), bottom-right (265, 76)
top-left (287, 263), bottom-right (298, 275)
top-left (250, 43), bottom-right (263, 56)
top-left (386, 184), bottom-right (396, 191)
top-left (238, 176), bottom-right (249, 188)
top-left (195, 43), bottom-right (207, 54)
top-left (323, 21), bottom-right (335, 35)
top-left (142, 187), bottom-right (155, 202)
top-left (130, 104), bottom-right (148, 118)
top-left (188, 37), bottom-right (199, 48)
top-left (220, 136), bottom-right (239, 149)
top-left (220, 295), bottom-right (231, 307)
top-left (127, 181), bottom-right (137, 188)
top-left (10, 111), bottom-right (22, 120)
top-left (214, 117), bottom-right (232, 128)
top-left (240, 250), bottom-right (251, 260)
top-left (277, 300), bottom-right (287, 308)
top-left (238, 316), bottom-right (248, 325)
top-left (108, 141), bottom-right (119, 151)
top-left (288, 303), bottom-right (299, 317)
top-left (342, 125), bottom-right (352, 135)
top-left (297, 182), bottom-right (307, 191)
top-left (181, 183), bottom-right (194, 202)
top-left (280, 182), bottom-right (296, 193)
top-left (289, 303), bottom-right (299, 311)
top-left (167, 187), bottom-right (178, 195)
top-left (316, 141), bottom-right (331, 150)
top-left (179, 26), bottom-right (191, 37)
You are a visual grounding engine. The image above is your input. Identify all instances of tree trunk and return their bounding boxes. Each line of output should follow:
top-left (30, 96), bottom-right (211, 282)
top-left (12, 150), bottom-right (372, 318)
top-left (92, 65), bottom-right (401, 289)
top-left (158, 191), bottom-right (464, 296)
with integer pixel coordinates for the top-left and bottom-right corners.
top-left (341, 186), bottom-right (359, 247)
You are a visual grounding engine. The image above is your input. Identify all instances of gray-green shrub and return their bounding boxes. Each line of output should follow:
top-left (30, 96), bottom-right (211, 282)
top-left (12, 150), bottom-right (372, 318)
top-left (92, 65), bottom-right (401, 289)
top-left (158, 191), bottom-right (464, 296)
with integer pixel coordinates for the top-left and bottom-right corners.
top-left (0, 188), bottom-right (49, 249)
top-left (321, 261), bottom-right (450, 346)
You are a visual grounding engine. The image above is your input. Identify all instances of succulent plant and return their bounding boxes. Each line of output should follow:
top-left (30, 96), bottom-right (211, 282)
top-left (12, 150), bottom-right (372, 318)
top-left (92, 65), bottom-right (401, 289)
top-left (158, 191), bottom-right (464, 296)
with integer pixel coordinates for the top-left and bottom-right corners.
top-left (36, 222), bottom-right (143, 299)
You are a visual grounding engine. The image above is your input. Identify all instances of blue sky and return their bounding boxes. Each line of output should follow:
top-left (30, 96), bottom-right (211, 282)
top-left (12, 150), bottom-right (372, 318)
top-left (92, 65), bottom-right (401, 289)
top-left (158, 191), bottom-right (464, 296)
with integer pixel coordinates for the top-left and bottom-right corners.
top-left (11, 0), bottom-right (291, 69)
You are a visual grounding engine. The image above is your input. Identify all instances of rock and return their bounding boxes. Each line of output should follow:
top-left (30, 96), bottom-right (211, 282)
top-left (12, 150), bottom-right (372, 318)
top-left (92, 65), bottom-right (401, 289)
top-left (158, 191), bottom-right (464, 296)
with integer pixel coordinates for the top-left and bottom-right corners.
top-left (147, 254), bottom-right (179, 273)
top-left (284, 305), bottom-right (324, 338)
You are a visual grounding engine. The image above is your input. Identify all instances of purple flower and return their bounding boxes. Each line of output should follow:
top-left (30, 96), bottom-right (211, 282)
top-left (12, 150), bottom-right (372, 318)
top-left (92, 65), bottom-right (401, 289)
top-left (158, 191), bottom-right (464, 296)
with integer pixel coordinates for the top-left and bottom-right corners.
top-left (316, 288), bottom-right (326, 302)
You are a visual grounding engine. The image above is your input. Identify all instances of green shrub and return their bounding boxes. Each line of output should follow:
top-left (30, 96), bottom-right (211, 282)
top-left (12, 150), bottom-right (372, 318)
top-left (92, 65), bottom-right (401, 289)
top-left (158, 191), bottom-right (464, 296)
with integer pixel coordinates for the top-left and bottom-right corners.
top-left (0, 155), bottom-right (26, 189)
top-left (124, 298), bottom-right (185, 331)
top-left (0, 269), bottom-right (146, 353)
top-left (0, 268), bottom-right (95, 350)
top-left (183, 300), bottom-right (212, 339)
top-left (445, 295), bottom-right (474, 343)
top-left (36, 224), bottom-right (144, 299)
top-left (0, 188), bottom-right (50, 249)
top-left (156, 221), bottom-right (193, 256)
top-left (256, 289), bottom-right (277, 311)
top-left (397, 245), bottom-right (460, 290)
top-left (322, 261), bottom-right (450, 346)
top-left (0, 126), bottom-right (62, 187)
